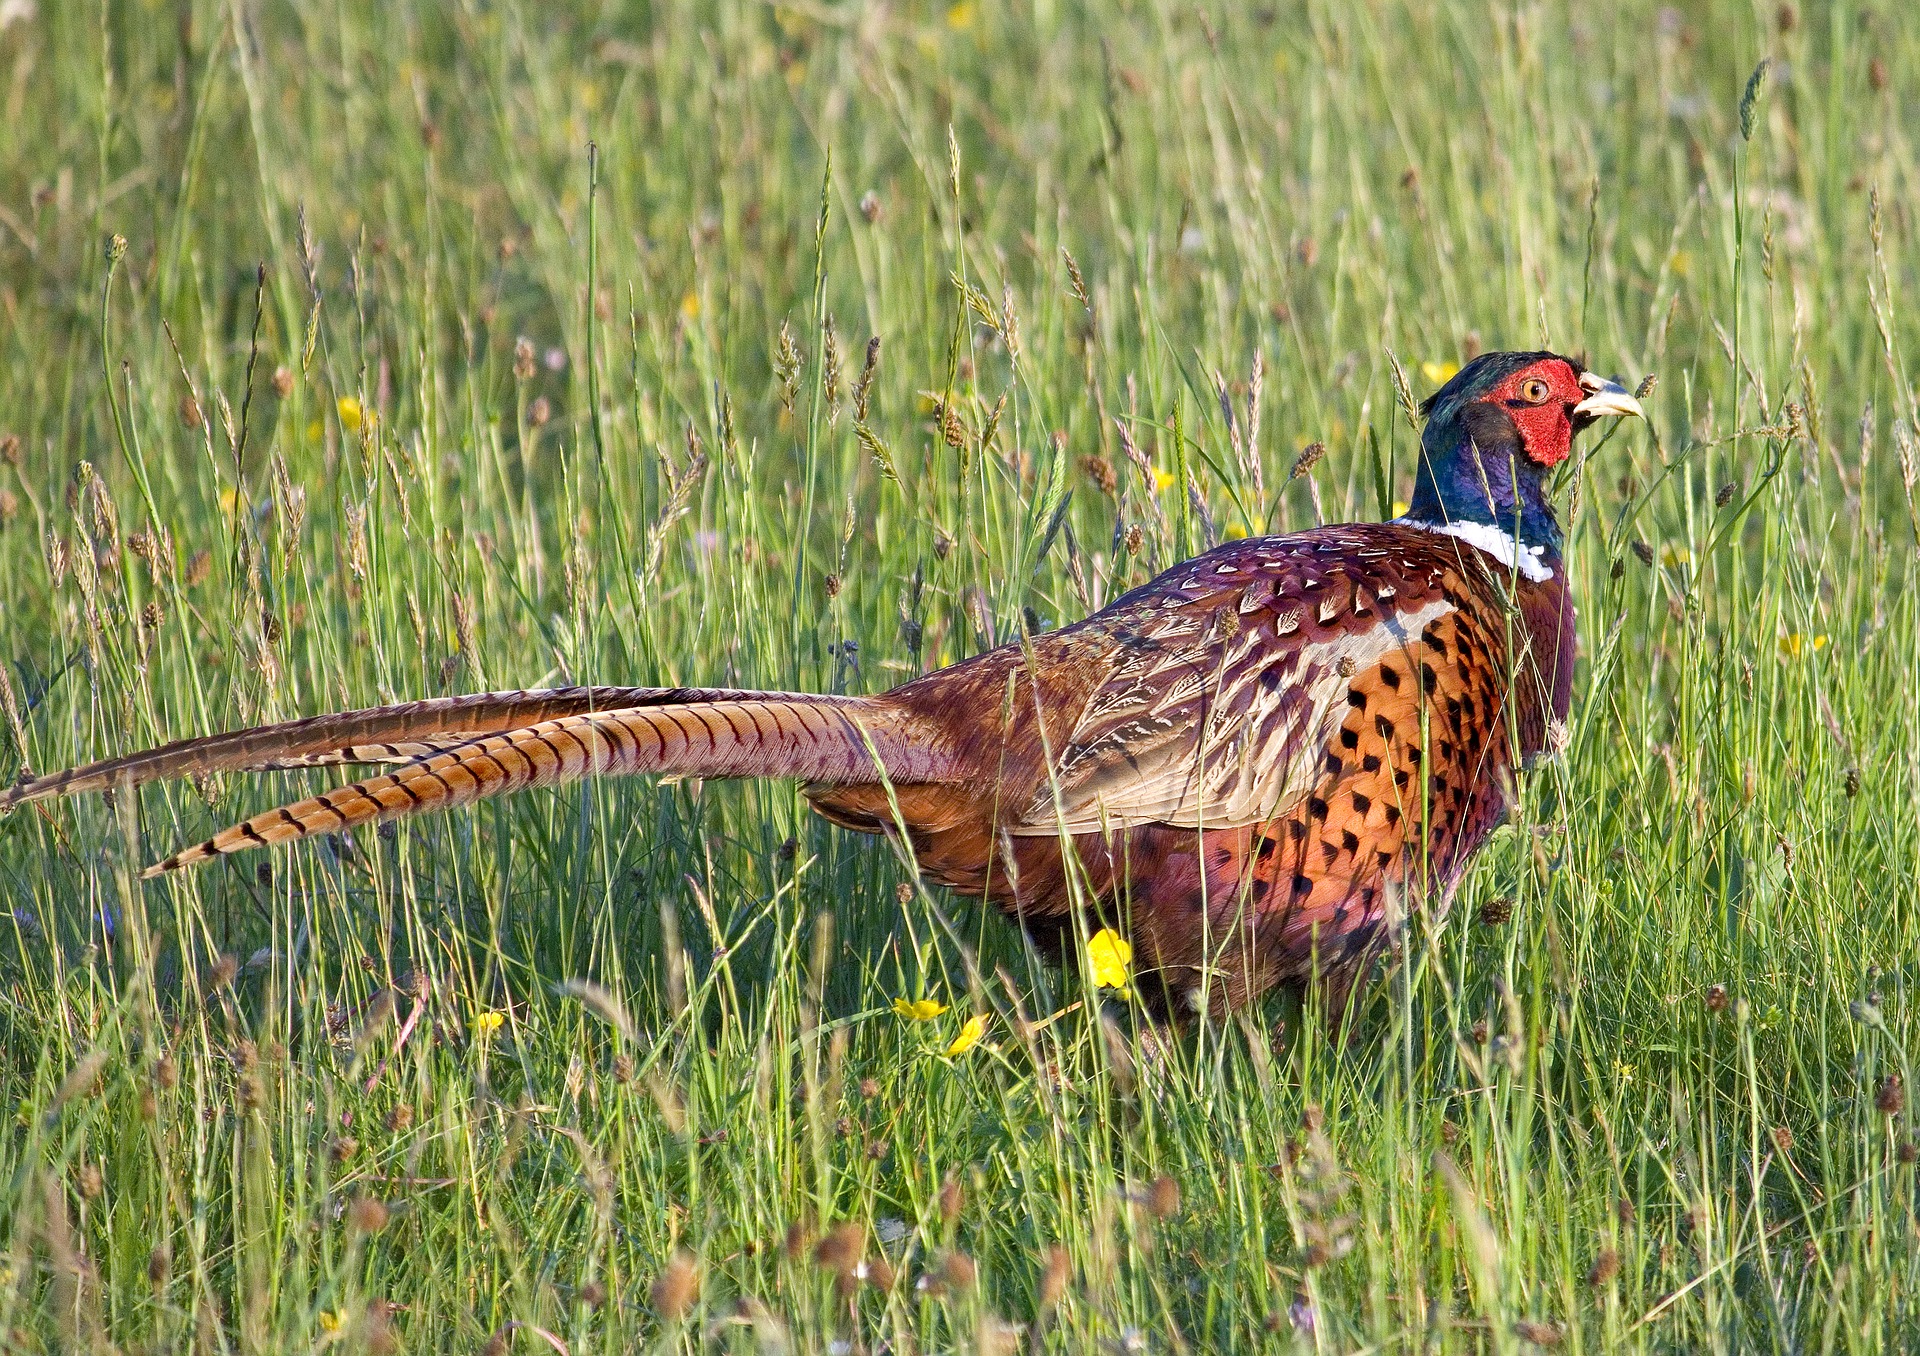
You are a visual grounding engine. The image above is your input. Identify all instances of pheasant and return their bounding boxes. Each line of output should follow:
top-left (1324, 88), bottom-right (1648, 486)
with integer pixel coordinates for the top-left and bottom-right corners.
top-left (4, 352), bottom-right (1640, 1018)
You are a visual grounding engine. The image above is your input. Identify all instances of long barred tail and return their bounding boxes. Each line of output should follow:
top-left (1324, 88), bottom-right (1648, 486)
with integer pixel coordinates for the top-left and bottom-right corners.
top-left (1, 687), bottom-right (952, 878)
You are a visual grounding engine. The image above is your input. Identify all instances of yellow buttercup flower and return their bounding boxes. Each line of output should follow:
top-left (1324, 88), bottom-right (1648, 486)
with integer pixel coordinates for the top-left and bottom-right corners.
top-left (1223, 522), bottom-right (1249, 540)
top-left (945, 1), bottom-right (976, 30)
top-left (1420, 360), bottom-right (1459, 387)
top-left (1614, 1059), bottom-right (1636, 1086)
top-left (472, 1009), bottom-right (505, 1036)
top-left (679, 291), bottom-right (701, 321)
top-left (318, 1310), bottom-right (343, 1333)
top-left (1391, 500), bottom-right (1410, 518)
top-left (944, 1014), bottom-right (986, 1057)
top-left (892, 996), bottom-right (947, 1023)
top-left (1087, 928), bottom-right (1133, 993)
top-left (336, 396), bottom-right (364, 432)
top-left (1778, 633), bottom-right (1828, 659)
top-left (1153, 468), bottom-right (1176, 493)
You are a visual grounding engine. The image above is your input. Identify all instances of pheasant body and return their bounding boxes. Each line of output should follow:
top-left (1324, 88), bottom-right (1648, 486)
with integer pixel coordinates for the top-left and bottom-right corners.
top-left (2, 351), bottom-right (1639, 1017)
top-left (811, 523), bottom-right (1576, 1014)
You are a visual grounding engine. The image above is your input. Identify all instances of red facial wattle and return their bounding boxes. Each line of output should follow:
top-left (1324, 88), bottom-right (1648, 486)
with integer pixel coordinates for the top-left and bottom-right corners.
top-left (1509, 400), bottom-right (1575, 466)
top-left (1478, 360), bottom-right (1585, 467)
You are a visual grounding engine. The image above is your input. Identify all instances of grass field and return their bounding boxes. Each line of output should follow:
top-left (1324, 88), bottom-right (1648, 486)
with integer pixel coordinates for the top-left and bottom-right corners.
top-left (1, 0), bottom-right (1917, 1349)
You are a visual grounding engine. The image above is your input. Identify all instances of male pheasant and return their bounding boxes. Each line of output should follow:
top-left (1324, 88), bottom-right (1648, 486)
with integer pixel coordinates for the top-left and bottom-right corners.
top-left (4, 352), bottom-right (1640, 1018)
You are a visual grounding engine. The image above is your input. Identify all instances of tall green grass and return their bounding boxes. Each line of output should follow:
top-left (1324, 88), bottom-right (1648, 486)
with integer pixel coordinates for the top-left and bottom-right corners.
top-left (1, 0), bottom-right (1916, 1349)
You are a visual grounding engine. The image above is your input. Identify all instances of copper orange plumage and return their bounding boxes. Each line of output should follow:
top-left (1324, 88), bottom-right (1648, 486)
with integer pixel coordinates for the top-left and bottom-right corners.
top-left (2, 351), bottom-right (1642, 1019)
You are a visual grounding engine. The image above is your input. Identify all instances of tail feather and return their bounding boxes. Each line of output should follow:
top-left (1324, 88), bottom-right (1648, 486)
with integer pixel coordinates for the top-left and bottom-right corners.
top-left (1, 686), bottom-right (819, 809)
top-left (128, 695), bottom-right (948, 877)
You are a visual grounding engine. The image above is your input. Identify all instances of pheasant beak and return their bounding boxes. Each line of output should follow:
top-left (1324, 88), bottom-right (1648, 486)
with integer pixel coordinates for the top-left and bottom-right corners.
top-left (1572, 372), bottom-right (1644, 422)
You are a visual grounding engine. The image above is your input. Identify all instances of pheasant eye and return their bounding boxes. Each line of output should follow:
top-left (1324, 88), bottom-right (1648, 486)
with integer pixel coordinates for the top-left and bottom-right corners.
top-left (1518, 377), bottom-right (1552, 403)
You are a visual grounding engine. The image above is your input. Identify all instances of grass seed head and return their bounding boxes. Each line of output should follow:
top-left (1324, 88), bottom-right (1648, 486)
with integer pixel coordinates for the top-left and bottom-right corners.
top-left (780, 1221), bottom-right (810, 1261)
top-left (348, 1196), bottom-right (390, 1235)
top-left (814, 1222), bottom-right (863, 1274)
top-left (1704, 984), bottom-right (1729, 1013)
top-left (1148, 1175), bottom-right (1181, 1219)
top-left (1585, 1249), bottom-right (1620, 1288)
top-left (651, 1252), bottom-right (700, 1319)
top-left (1876, 1074), bottom-right (1904, 1117)
top-left (1039, 1245), bottom-right (1071, 1309)
top-left (939, 1250), bottom-right (977, 1292)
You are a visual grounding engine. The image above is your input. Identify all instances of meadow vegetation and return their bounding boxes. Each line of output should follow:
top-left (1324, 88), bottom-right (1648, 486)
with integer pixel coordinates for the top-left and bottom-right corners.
top-left (0, 0), bottom-right (1916, 1349)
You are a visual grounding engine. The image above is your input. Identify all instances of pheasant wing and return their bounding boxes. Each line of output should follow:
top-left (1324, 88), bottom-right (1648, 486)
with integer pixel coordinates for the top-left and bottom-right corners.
top-left (1015, 533), bottom-right (1456, 835)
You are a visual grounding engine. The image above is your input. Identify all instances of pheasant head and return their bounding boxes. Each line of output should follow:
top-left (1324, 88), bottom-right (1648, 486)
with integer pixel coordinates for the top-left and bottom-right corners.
top-left (1405, 351), bottom-right (1642, 564)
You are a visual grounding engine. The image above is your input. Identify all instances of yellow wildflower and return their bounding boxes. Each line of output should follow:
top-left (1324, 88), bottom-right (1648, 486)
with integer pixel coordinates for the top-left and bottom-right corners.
top-left (1420, 360), bottom-right (1459, 387)
top-left (946, 1), bottom-right (976, 30)
top-left (1391, 500), bottom-right (1410, 518)
top-left (679, 291), bottom-right (701, 321)
top-left (318, 1310), bottom-right (343, 1333)
top-left (218, 487), bottom-right (239, 514)
top-left (472, 1009), bottom-right (505, 1037)
top-left (892, 996), bottom-right (947, 1023)
top-left (1661, 545), bottom-right (1691, 568)
top-left (1087, 928), bottom-right (1133, 993)
top-left (336, 396), bottom-right (363, 432)
top-left (1614, 1059), bottom-right (1636, 1086)
top-left (1153, 468), bottom-right (1176, 493)
top-left (944, 1014), bottom-right (986, 1057)
top-left (1223, 522), bottom-right (1249, 540)
top-left (1778, 633), bottom-right (1828, 659)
